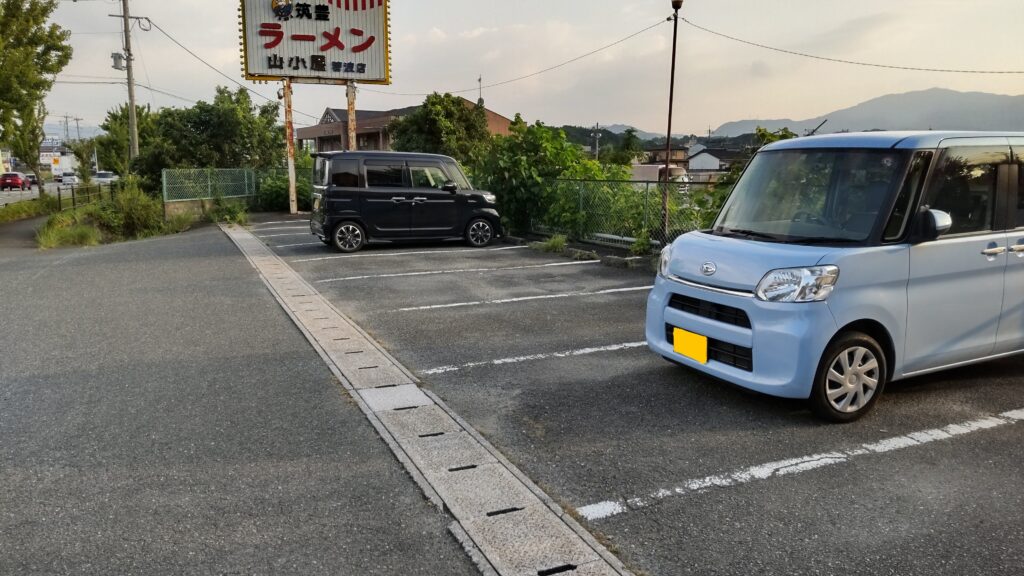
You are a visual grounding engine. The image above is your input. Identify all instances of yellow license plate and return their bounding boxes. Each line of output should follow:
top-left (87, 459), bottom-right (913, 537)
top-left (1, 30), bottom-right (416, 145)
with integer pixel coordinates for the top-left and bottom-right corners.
top-left (673, 328), bottom-right (708, 364)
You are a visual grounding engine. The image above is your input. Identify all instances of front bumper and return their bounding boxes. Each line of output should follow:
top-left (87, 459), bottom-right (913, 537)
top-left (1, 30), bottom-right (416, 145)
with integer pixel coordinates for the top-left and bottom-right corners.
top-left (645, 275), bottom-right (838, 399)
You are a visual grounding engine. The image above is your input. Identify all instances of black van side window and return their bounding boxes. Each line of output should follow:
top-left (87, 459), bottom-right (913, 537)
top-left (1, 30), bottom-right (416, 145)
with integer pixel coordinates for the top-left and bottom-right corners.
top-left (366, 164), bottom-right (406, 188)
top-left (924, 147), bottom-right (1008, 235)
top-left (331, 159), bottom-right (360, 187)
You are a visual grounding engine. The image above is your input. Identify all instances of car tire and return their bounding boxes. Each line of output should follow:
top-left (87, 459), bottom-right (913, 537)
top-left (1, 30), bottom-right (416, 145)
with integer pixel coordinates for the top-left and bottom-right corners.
top-left (465, 218), bottom-right (494, 248)
top-left (809, 331), bottom-right (887, 423)
top-left (331, 221), bottom-right (365, 253)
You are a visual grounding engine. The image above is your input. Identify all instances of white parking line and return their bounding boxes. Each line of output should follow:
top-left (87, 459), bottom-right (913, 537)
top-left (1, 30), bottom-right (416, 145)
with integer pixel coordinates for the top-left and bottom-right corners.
top-left (275, 242), bottom-right (323, 248)
top-left (576, 409), bottom-right (1024, 522)
top-left (293, 245), bottom-right (526, 263)
top-left (251, 226), bottom-right (310, 232)
top-left (317, 259), bottom-right (600, 283)
top-left (251, 220), bottom-right (309, 226)
top-left (394, 286), bottom-right (654, 312)
top-left (257, 232), bottom-right (315, 238)
top-left (421, 341), bottom-right (647, 375)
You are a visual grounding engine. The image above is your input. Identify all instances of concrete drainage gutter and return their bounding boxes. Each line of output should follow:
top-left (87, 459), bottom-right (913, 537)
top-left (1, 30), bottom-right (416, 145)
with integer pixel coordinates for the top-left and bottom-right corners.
top-left (221, 224), bottom-right (634, 576)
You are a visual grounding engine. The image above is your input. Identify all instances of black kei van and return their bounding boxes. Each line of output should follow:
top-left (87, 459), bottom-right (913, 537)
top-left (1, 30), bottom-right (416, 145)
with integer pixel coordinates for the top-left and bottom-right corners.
top-left (310, 151), bottom-right (503, 253)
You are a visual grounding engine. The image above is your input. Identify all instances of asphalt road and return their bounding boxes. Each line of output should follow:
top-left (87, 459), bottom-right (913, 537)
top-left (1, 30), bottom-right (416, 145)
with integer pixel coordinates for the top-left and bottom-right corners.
top-left (258, 215), bottom-right (1024, 576)
top-left (0, 222), bottom-right (476, 575)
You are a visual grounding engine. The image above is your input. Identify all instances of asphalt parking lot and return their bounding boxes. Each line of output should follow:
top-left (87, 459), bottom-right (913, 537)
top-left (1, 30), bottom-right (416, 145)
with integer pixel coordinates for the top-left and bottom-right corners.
top-left (252, 216), bottom-right (1024, 576)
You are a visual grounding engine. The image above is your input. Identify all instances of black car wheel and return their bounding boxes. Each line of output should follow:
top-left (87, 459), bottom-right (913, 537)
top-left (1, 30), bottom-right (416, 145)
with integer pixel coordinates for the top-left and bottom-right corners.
top-left (465, 218), bottom-right (494, 248)
top-left (331, 221), bottom-right (365, 253)
top-left (810, 331), bottom-right (887, 423)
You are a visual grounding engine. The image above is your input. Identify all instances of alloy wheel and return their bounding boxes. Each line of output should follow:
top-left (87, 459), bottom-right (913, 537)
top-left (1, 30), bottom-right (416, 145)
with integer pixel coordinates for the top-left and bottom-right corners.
top-left (468, 220), bottom-right (492, 247)
top-left (335, 224), bottom-right (363, 251)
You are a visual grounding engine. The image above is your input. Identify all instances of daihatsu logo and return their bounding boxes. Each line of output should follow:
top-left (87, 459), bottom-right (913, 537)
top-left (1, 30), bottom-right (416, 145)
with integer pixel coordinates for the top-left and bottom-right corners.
top-left (701, 262), bottom-right (717, 276)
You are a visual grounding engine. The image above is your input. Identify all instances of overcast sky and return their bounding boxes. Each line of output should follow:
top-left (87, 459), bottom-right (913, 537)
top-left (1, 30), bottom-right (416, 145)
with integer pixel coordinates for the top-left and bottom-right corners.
top-left (46, 0), bottom-right (1024, 137)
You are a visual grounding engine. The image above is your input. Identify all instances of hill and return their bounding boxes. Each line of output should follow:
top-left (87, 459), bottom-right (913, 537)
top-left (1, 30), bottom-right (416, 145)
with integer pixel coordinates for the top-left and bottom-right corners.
top-left (713, 88), bottom-right (1024, 137)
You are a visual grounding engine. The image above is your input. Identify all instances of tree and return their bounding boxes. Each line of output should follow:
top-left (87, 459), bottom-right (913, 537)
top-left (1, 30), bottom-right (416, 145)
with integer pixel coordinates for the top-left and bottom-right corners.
top-left (389, 93), bottom-right (492, 165)
top-left (715, 126), bottom-right (799, 191)
top-left (7, 101), bottom-right (47, 184)
top-left (0, 0), bottom-right (72, 146)
top-left (95, 104), bottom-right (159, 176)
top-left (605, 128), bottom-right (646, 165)
top-left (473, 115), bottom-right (627, 233)
top-left (69, 138), bottom-right (97, 184)
top-left (130, 87), bottom-right (284, 191)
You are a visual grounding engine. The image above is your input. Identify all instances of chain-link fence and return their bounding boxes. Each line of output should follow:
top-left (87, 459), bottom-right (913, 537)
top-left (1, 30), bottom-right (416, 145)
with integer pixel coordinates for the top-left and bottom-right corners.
top-left (162, 169), bottom-right (256, 202)
top-left (531, 179), bottom-right (725, 248)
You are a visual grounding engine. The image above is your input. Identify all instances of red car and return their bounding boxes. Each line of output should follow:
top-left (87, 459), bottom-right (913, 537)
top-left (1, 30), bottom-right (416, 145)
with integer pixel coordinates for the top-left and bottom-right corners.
top-left (0, 172), bottom-right (30, 191)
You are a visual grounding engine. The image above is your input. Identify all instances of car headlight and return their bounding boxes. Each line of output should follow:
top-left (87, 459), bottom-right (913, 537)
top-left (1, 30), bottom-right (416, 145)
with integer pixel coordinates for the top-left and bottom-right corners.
top-left (481, 193), bottom-right (496, 204)
top-left (755, 266), bottom-right (839, 303)
top-left (658, 244), bottom-right (673, 277)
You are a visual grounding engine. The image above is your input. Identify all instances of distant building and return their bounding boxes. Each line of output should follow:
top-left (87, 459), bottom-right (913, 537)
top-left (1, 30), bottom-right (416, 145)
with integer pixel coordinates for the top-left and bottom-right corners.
top-left (687, 148), bottom-right (747, 172)
top-left (296, 97), bottom-right (513, 153)
top-left (644, 145), bottom-right (689, 166)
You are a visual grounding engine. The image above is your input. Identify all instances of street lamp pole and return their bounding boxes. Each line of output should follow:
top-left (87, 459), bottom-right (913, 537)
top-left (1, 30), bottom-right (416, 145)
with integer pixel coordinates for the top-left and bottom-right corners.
top-left (662, 0), bottom-right (683, 242)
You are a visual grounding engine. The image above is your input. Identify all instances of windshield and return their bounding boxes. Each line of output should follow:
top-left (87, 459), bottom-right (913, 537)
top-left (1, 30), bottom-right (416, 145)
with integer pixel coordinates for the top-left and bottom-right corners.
top-left (713, 149), bottom-right (909, 243)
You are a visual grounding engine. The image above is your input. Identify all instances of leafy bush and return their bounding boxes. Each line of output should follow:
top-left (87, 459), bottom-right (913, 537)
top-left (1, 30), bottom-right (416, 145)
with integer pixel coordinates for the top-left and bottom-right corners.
top-left (254, 171), bottom-right (313, 212)
top-left (112, 184), bottom-right (164, 237)
top-left (538, 234), bottom-right (567, 253)
top-left (630, 229), bottom-right (652, 256)
top-left (206, 193), bottom-right (249, 225)
top-left (164, 212), bottom-right (197, 234)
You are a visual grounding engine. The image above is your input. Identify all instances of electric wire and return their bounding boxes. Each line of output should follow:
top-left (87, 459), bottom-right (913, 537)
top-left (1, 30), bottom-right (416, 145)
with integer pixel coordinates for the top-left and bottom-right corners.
top-left (680, 16), bottom-right (1024, 75)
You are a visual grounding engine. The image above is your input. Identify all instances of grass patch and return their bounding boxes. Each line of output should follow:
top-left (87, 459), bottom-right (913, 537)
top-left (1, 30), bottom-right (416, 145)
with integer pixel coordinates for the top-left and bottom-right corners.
top-left (0, 196), bottom-right (59, 223)
top-left (629, 229), bottom-right (652, 256)
top-left (206, 194), bottom-right (249, 225)
top-left (537, 234), bottom-right (567, 253)
top-left (36, 178), bottom-right (196, 250)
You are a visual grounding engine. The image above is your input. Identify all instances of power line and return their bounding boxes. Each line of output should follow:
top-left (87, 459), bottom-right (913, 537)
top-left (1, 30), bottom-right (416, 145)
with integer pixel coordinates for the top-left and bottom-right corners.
top-left (145, 19), bottom-right (320, 121)
top-left (681, 17), bottom-right (1024, 75)
top-left (360, 17), bottom-right (670, 97)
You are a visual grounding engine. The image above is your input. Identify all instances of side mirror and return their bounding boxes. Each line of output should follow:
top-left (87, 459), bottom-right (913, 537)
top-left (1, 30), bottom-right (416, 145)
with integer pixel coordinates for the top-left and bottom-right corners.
top-left (918, 208), bottom-right (953, 241)
top-left (441, 181), bottom-right (458, 193)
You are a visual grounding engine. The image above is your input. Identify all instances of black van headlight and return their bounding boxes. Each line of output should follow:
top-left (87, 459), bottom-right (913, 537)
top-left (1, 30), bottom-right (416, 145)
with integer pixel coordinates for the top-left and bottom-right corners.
top-left (756, 266), bottom-right (839, 303)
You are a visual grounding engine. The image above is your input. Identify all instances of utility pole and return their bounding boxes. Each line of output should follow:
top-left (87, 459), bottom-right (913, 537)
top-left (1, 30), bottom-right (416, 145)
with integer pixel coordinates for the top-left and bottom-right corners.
top-left (283, 79), bottom-right (298, 215)
top-left (60, 115), bottom-right (72, 143)
top-left (73, 117), bottom-right (83, 141)
top-left (118, 0), bottom-right (140, 160)
top-left (662, 0), bottom-right (684, 241)
top-left (591, 123), bottom-right (603, 161)
top-left (346, 82), bottom-right (358, 151)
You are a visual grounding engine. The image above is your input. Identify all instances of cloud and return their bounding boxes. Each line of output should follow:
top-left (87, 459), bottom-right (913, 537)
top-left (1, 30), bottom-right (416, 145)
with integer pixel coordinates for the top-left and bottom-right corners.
top-left (427, 27), bottom-right (448, 43)
top-left (460, 27), bottom-right (498, 39)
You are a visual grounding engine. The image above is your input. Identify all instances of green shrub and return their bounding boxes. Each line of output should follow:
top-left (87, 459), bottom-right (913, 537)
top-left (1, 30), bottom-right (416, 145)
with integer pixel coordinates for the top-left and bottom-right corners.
top-left (164, 212), bottom-right (197, 234)
top-left (630, 229), bottom-right (652, 256)
top-left (0, 199), bottom-right (53, 223)
top-left (113, 185), bottom-right (164, 238)
top-left (254, 171), bottom-right (313, 212)
top-left (539, 234), bottom-right (567, 253)
top-left (37, 223), bottom-right (102, 249)
top-left (206, 193), bottom-right (249, 225)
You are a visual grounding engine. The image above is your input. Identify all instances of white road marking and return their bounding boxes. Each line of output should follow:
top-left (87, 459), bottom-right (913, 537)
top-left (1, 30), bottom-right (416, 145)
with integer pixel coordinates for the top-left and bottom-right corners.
top-left (317, 259), bottom-right (600, 283)
top-left (293, 245), bottom-right (526, 263)
top-left (257, 233), bottom-right (315, 238)
top-left (577, 409), bottom-right (1024, 521)
top-left (251, 226), bottom-right (310, 232)
top-left (421, 341), bottom-right (647, 375)
top-left (275, 242), bottom-right (323, 248)
top-left (250, 220), bottom-right (309, 226)
top-left (393, 286), bottom-right (653, 312)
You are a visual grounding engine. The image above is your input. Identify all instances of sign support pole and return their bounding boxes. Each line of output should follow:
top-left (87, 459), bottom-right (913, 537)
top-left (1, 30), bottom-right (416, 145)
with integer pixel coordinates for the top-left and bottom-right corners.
top-left (346, 81), bottom-right (358, 151)
top-left (283, 78), bottom-right (298, 215)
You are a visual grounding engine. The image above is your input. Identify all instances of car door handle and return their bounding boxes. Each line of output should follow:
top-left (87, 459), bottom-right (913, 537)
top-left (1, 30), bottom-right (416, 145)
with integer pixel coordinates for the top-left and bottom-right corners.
top-left (1010, 245), bottom-right (1024, 254)
top-left (411, 197), bottom-right (428, 204)
top-left (391, 197), bottom-right (407, 203)
top-left (981, 247), bottom-right (1007, 256)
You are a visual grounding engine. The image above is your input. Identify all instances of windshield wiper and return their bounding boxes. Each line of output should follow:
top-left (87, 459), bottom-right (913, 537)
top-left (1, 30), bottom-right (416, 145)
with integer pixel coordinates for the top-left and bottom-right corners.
top-left (714, 228), bottom-right (783, 242)
top-left (790, 237), bottom-right (862, 245)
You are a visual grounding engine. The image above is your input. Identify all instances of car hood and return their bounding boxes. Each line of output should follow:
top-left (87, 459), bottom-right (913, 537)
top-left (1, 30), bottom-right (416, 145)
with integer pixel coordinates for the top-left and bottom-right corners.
top-left (666, 231), bottom-right (833, 291)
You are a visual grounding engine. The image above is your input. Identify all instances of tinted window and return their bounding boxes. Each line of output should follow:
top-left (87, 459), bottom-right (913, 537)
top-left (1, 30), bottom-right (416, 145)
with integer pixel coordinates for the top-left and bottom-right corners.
top-left (924, 147), bottom-right (1008, 235)
top-left (365, 163), bottom-right (406, 188)
top-left (315, 157), bottom-right (330, 186)
top-left (448, 162), bottom-right (473, 191)
top-left (331, 159), bottom-right (360, 187)
top-left (884, 151), bottom-right (932, 241)
top-left (409, 165), bottom-right (449, 189)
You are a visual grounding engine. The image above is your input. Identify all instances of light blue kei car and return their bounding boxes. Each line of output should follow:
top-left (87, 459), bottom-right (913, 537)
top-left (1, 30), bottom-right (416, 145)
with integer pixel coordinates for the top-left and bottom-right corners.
top-left (647, 131), bottom-right (1024, 421)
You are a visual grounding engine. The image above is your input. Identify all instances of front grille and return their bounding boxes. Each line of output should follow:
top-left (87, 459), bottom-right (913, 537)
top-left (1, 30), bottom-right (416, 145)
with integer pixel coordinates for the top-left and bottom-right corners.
top-left (668, 294), bottom-right (751, 329)
top-left (665, 324), bottom-right (753, 372)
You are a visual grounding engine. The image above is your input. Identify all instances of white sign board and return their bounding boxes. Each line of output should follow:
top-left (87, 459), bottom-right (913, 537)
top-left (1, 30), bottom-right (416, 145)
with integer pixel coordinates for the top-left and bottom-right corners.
top-left (240, 0), bottom-right (390, 85)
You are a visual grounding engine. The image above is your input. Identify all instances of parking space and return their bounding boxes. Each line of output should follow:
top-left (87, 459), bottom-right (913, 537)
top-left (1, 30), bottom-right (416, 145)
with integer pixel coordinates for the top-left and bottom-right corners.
top-left (248, 214), bottom-right (1024, 575)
